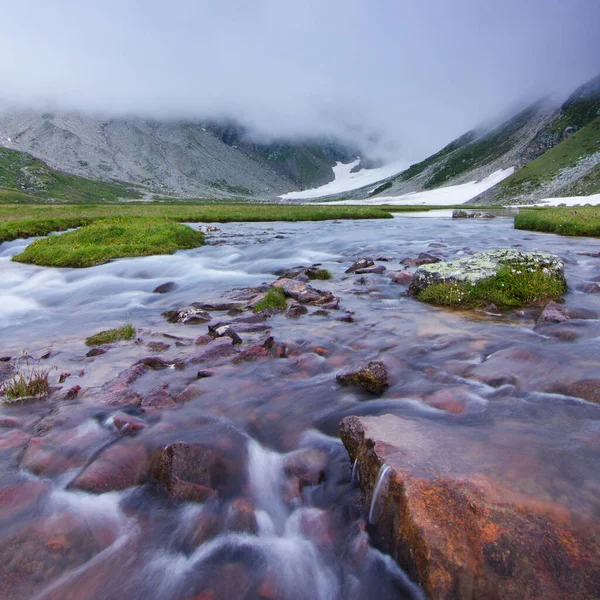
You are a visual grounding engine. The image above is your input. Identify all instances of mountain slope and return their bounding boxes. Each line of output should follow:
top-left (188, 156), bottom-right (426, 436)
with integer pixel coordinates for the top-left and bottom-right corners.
top-left (0, 146), bottom-right (144, 203)
top-left (0, 113), bottom-right (359, 199)
top-left (472, 74), bottom-right (600, 204)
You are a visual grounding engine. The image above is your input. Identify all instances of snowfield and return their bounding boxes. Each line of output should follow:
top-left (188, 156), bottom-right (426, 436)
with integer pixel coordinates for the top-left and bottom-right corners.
top-left (325, 168), bottom-right (514, 205)
top-left (279, 159), bottom-right (406, 200)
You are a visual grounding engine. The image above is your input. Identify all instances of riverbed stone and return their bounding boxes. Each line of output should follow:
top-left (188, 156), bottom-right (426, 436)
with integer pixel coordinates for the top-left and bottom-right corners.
top-left (408, 249), bottom-right (565, 296)
top-left (346, 258), bottom-right (374, 273)
top-left (537, 300), bottom-right (569, 324)
top-left (452, 210), bottom-right (495, 219)
top-left (188, 337), bottom-right (237, 365)
top-left (402, 253), bottom-right (441, 268)
top-left (162, 306), bottom-right (212, 325)
top-left (389, 271), bottom-right (414, 285)
top-left (69, 443), bottom-right (150, 493)
top-left (272, 278), bottom-right (324, 304)
top-left (336, 361), bottom-right (389, 394)
top-left (152, 441), bottom-right (227, 501)
top-left (355, 265), bottom-right (386, 275)
top-left (153, 281), bottom-right (176, 294)
top-left (340, 414), bottom-right (600, 600)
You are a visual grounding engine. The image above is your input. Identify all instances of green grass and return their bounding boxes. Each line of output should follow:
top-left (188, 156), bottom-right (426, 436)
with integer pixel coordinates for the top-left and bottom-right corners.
top-left (417, 263), bottom-right (566, 308)
top-left (0, 358), bottom-right (51, 402)
top-left (0, 203), bottom-right (394, 244)
top-left (253, 287), bottom-right (287, 312)
top-left (306, 268), bottom-right (332, 280)
top-left (0, 147), bottom-right (143, 203)
top-left (498, 117), bottom-right (600, 198)
top-left (515, 206), bottom-right (600, 237)
top-left (368, 181), bottom-right (393, 197)
top-left (85, 322), bottom-right (137, 346)
top-left (12, 217), bottom-right (205, 267)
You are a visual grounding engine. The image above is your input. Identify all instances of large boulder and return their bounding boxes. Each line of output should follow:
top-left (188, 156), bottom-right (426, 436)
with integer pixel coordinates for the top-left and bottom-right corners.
top-left (340, 414), bottom-right (600, 600)
top-left (408, 249), bottom-right (565, 297)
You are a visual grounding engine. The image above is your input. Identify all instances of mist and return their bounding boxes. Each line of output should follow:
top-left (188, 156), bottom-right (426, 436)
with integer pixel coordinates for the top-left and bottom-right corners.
top-left (1, 0), bottom-right (599, 162)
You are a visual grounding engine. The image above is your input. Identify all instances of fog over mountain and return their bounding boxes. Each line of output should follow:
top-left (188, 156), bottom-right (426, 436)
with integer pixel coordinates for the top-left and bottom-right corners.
top-left (1, 0), bottom-right (599, 162)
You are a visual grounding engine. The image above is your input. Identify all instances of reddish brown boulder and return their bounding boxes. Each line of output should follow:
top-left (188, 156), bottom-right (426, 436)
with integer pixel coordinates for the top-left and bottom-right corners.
top-left (232, 345), bottom-right (270, 364)
top-left (340, 414), bottom-right (600, 600)
top-left (152, 441), bottom-right (228, 502)
top-left (69, 443), bottom-right (150, 493)
top-left (188, 337), bottom-right (237, 364)
top-left (111, 411), bottom-right (147, 434)
top-left (389, 271), bottom-right (413, 285)
top-left (141, 383), bottom-right (176, 409)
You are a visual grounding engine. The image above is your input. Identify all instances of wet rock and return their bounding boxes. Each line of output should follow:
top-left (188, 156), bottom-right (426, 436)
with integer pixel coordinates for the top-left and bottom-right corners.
top-left (208, 324), bottom-right (242, 345)
top-left (141, 384), bottom-right (176, 409)
top-left (223, 498), bottom-right (258, 534)
top-left (137, 356), bottom-right (172, 370)
top-left (340, 414), bottom-right (600, 600)
top-left (69, 443), bottom-right (150, 493)
top-left (337, 314), bottom-right (355, 323)
top-left (346, 257), bottom-right (374, 273)
top-left (58, 372), bottom-right (70, 383)
top-left (162, 307), bottom-right (212, 325)
top-left (272, 278), bottom-right (323, 304)
top-left (583, 282), bottom-right (600, 293)
top-left (336, 360), bottom-right (389, 394)
top-left (197, 369), bottom-right (214, 379)
top-left (0, 429), bottom-right (31, 450)
top-left (147, 341), bottom-right (170, 352)
top-left (0, 480), bottom-right (50, 520)
top-left (286, 304), bottom-right (308, 318)
top-left (111, 411), bottom-right (147, 434)
top-left (355, 265), bottom-right (386, 275)
top-left (311, 309), bottom-right (330, 317)
top-left (548, 379), bottom-right (600, 404)
top-left (232, 345), bottom-right (270, 364)
top-left (195, 334), bottom-right (214, 346)
top-left (409, 249), bottom-right (566, 297)
top-left (176, 384), bottom-right (203, 403)
top-left (537, 300), bottom-right (569, 324)
top-left (284, 448), bottom-right (327, 487)
top-left (0, 416), bottom-right (24, 428)
top-left (152, 281), bottom-right (176, 294)
top-left (389, 271), bottom-right (413, 285)
top-left (193, 301), bottom-right (245, 312)
top-left (0, 356), bottom-right (11, 362)
top-left (402, 252), bottom-right (440, 268)
top-left (188, 337), bottom-right (237, 364)
top-left (452, 210), bottom-right (495, 219)
top-left (87, 363), bottom-right (149, 407)
top-left (152, 441), bottom-right (227, 501)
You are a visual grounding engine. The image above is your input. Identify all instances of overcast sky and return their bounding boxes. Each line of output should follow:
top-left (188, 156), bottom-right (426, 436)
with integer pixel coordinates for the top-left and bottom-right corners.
top-left (1, 0), bottom-right (598, 161)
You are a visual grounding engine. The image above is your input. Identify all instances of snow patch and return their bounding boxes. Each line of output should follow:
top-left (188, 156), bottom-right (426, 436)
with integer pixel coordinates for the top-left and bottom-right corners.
top-left (280, 159), bottom-right (406, 200)
top-left (326, 168), bottom-right (514, 206)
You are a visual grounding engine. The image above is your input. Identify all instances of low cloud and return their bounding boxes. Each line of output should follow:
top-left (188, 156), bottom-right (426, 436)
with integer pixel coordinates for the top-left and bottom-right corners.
top-left (1, 0), bottom-right (598, 161)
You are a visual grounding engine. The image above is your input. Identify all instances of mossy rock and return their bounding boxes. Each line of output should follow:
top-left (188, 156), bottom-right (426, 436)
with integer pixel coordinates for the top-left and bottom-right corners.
top-left (408, 249), bottom-right (566, 309)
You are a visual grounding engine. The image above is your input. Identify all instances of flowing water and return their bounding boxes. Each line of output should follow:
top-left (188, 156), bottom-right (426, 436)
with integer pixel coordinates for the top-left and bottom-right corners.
top-left (1, 214), bottom-right (599, 599)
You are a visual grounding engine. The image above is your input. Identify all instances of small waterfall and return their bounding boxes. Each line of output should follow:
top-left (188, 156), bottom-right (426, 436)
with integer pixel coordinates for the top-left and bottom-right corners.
top-left (351, 458), bottom-right (360, 484)
top-left (368, 464), bottom-right (391, 525)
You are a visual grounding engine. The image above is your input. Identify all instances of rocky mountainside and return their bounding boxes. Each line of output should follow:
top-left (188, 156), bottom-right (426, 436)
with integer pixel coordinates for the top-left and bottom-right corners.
top-left (324, 73), bottom-right (600, 205)
top-left (0, 112), bottom-right (360, 200)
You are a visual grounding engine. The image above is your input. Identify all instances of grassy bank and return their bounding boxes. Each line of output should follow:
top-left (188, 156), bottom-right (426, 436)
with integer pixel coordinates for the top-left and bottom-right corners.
top-left (0, 203), bottom-right (396, 244)
top-left (515, 206), bottom-right (600, 237)
top-left (13, 217), bottom-right (206, 267)
top-left (418, 264), bottom-right (567, 308)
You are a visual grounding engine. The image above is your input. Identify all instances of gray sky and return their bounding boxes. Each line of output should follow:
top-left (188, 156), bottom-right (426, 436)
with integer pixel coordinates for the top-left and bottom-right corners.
top-left (1, 0), bottom-right (599, 161)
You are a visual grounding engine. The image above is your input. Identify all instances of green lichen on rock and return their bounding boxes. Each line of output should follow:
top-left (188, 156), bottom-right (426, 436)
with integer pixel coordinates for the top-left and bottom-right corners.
top-left (409, 249), bottom-right (566, 309)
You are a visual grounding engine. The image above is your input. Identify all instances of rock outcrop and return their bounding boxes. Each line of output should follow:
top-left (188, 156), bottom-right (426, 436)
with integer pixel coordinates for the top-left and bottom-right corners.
top-left (340, 414), bottom-right (600, 600)
top-left (408, 249), bottom-right (565, 296)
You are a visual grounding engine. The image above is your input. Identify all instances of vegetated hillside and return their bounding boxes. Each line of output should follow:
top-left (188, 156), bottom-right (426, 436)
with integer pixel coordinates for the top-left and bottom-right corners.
top-left (0, 146), bottom-right (144, 203)
top-left (321, 72), bottom-right (600, 205)
top-left (474, 117), bottom-right (600, 204)
top-left (0, 113), bottom-right (360, 199)
top-left (471, 74), bottom-right (600, 205)
top-left (317, 100), bottom-right (559, 203)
